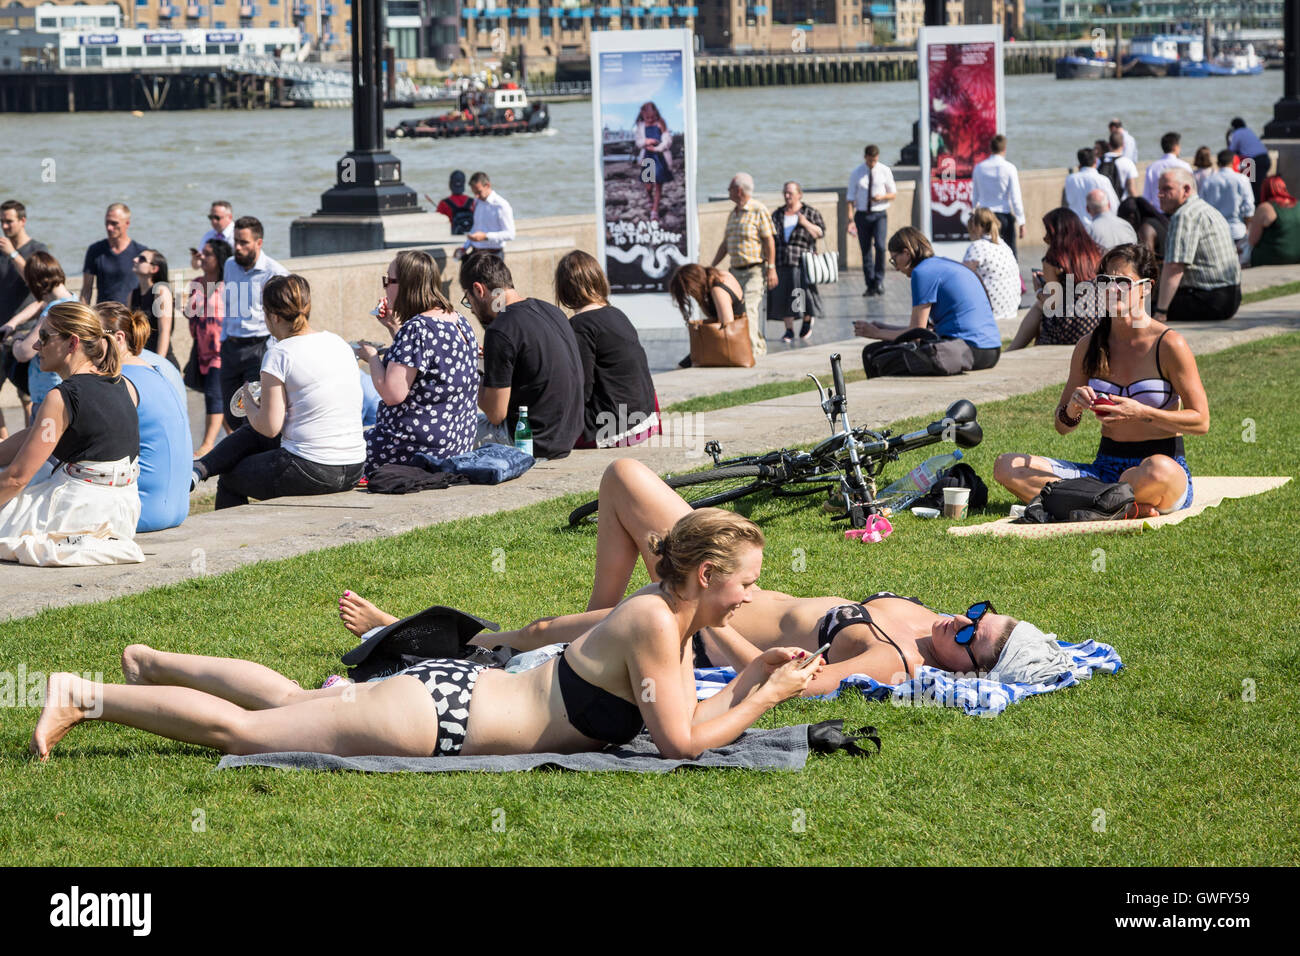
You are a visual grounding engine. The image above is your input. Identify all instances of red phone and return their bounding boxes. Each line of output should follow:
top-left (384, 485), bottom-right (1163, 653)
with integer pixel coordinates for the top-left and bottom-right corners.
top-left (1092, 395), bottom-right (1116, 415)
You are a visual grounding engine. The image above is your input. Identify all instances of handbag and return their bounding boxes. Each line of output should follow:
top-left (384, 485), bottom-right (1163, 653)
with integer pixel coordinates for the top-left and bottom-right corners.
top-left (862, 328), bottom-right (973, 377)
top-left (688, 316), bottom-right (755, 368)
top-left (1018, 478), bottom-right (1137, 523)
top-left (182, 348), bottom-right (202, 391)
top-left (801, 247), bottom-right (839, 286)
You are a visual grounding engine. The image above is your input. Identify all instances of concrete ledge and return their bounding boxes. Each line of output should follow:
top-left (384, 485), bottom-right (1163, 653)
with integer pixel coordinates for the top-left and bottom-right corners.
top-left (3, 294), bottom-right (1297, 623)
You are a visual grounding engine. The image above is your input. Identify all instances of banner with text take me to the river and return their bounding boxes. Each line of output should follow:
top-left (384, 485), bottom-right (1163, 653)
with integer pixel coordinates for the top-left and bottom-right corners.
top-left (591, 28), bottom-right (698, 325)
top-left (917, 25), bottom-right (1004, 256)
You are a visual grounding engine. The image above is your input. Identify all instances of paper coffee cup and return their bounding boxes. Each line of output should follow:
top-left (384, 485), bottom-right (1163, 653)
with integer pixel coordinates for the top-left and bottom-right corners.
top-left (942, 486), bottom-right (970, 519)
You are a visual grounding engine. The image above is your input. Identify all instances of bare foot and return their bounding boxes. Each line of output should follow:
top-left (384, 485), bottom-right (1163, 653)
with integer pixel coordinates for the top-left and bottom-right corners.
top-left (30, 673), bottom-right (94, 761)
top-left (121, 643), bottom-right (152, 685)
top-left (338, 591), bottom-right (398, 637)
top-left (1132, 503), bottom-right (1161, 519)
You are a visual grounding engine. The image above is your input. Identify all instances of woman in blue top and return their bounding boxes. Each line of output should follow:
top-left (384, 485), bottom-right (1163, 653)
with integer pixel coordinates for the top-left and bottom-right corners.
top-left (97, 302), bottom-right (193, 532)
top-left (358, 250), bottom-right (480, 478)
top-left (852, 226), bottom-right (1002, 370)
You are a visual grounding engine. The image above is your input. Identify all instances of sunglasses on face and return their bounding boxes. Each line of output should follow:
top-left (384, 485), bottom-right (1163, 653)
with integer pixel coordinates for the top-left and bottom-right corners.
top-left (1095, 274), bottom-right (1149, 292)
top-left (954, 600), bottom-right (995, 670)
top-left (134, 255), bottom-right (151, 264)
top-left (37, 329), bottom-right (60, 346)
top-left (381, 274), bottom-right (397, 289)
top-left (208, 213), bottom-right (223, 220)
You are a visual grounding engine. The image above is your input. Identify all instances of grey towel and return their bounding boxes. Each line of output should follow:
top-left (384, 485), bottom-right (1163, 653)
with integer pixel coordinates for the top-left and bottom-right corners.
top-left (216, 725), bottom-right (809, 774)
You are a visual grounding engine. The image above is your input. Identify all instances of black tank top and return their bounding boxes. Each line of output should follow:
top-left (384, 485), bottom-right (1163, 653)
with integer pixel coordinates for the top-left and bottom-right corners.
top-left (706, 279), bottom-right (747, 318)
top-left (51, 373), bottom-right (139, 465)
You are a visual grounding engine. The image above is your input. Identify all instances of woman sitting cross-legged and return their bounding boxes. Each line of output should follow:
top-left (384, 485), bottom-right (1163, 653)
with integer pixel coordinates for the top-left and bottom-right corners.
top-left (97, 302), bottom-right (193, 533)
top-left (32, 510), bottom-right (823, 762)
top-left (994, 242), bottom-right (1209, 517)
top-left (359, 250), bottom-right (480, 476)
top-left (193, 274), bottom-right (365, 509)
top-left (0, 302), bottom-right (144, 565)
top-left (339, 458), bottom-right (1070, 697)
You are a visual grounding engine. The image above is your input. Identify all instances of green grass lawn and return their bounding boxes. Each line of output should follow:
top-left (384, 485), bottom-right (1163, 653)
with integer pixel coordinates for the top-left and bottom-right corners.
top-left (3, 334), bottom-right (1298, 866)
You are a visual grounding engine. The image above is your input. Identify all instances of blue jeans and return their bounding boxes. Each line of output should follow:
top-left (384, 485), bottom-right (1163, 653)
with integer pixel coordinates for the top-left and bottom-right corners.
top-left (855, 210), bottom-right (888, 286)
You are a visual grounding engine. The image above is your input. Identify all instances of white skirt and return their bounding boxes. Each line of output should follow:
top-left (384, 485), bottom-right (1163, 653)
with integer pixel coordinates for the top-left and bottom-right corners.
top-left (0, 457), bottom-right (145, 566)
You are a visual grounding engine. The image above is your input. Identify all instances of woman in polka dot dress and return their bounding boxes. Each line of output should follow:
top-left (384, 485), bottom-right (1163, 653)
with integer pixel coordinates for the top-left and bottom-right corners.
top-left (357, 251), bottom-right (480, 478)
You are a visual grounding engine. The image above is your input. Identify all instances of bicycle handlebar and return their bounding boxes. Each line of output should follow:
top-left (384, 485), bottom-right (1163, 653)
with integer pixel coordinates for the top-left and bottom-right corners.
top-left (830, 353), bottom-right (846, 401)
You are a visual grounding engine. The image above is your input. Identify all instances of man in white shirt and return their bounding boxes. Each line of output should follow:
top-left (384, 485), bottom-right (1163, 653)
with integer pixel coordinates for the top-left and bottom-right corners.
top-left (221, 215), bottom-right (289, 429)
top-left (1108, 118), bottom-right (1137, 165)
top-left (1099, 130), bottom-right (1140, 201)
top-left (845, 144), bottom-right (897, 296)
top-left (1143, 131), bottom-right (1193, 205)
top-left (1084, 190), bottom-right (1138, 251)
top-left (1199, 148), bottom-right (1255, 254)
top-left (192, 200), bottom-right (234, 270)
top-left (1064, 148), bottom-right (1119, 222)
top-left (970, 133), bottom-right (1026, 258)
top-left (455, 171), bottom-right (515, 260)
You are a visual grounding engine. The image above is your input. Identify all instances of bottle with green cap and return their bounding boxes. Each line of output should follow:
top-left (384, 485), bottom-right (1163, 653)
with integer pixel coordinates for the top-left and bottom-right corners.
top-left (514, 406), bottom-right (534, 457)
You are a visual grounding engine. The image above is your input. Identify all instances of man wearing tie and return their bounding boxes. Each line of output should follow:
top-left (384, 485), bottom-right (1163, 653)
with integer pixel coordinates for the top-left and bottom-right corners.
top-left (847, 145), bottom-right (896, 297)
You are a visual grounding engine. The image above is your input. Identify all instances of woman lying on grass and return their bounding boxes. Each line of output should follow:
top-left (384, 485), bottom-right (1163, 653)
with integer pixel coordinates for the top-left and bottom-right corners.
top-left (31, 509), bottom-right (823, 762)
top-left (339, 459), bottom-right (1070, 696)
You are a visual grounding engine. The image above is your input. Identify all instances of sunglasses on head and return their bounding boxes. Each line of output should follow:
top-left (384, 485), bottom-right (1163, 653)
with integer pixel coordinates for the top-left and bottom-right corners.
top-left (954, 600), bottom-right (995, 670)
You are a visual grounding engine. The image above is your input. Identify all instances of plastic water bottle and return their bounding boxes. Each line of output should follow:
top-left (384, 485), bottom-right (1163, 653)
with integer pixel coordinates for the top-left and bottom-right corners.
top-left (514, 405), bottom-right (534, 457)
top-left (876, 450), bottom-right (963, 510)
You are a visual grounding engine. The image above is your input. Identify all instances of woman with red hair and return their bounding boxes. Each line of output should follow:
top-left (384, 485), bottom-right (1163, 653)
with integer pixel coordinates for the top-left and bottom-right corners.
top-left (1246, 175), bottom-right (1300, 267)
top-left (1008, 207), bottom-right (1104, 349)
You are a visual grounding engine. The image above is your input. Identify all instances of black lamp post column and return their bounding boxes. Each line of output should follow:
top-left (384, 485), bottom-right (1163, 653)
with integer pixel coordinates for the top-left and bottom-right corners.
top-left (317, 0), bottom-right (419, 216)
top-left (1265, 0), bottom-right (1300, 137)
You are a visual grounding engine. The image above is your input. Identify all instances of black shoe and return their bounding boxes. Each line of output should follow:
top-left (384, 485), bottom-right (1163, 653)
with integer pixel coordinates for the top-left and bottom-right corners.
top-left (678, 354), bottom-right (692, 369)
top-left (862, 288), bottom-right (872, 297)
top-left (799, 317), bottom-right (814, 340)
top-left (870, 283), bottom-right (885, 297)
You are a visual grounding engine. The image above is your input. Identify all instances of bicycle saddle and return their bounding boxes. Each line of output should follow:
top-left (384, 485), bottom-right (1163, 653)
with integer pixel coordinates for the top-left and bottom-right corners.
top-left (954, 420), bottom-right (983, 448)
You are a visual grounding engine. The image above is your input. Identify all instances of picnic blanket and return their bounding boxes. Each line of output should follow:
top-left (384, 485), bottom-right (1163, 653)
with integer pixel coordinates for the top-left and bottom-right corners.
top-left (949, 476), bottom-right (1290, 538)
top-left (215, 723), bottom-right (810, 774)
top-left (695, 639), bottom-right (1122, 717)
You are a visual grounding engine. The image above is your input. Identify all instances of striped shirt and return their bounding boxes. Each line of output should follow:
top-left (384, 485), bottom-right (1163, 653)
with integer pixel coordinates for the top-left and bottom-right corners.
top-left (1165, 195), bottom-right (1241, 290)
top-left (725, 198), bottom-right (775, 267)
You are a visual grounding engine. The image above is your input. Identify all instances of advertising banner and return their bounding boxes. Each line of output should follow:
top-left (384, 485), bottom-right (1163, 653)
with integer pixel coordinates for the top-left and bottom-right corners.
top-left (591, 29), bottom-right (697, 325)
top-left (918, 26), bottom-right (1004, 256)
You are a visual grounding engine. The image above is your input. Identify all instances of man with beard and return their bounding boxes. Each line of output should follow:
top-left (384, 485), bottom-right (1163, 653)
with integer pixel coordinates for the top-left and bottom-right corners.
top-left (220, 216), bottom-right (288, 429)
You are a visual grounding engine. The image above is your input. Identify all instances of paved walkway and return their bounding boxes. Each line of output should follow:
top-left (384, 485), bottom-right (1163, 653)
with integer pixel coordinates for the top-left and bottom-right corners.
top-left (3, 289), bottom-right (1297, 622)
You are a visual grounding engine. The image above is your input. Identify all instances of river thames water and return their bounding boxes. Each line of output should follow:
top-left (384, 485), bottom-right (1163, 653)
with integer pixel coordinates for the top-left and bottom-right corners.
top-left (0, 71), bottom-right (1280, 266)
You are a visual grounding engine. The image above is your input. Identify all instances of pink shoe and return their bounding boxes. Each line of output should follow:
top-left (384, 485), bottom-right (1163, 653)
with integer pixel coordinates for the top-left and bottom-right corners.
top-left (845, 515), bottom-right (893, 543)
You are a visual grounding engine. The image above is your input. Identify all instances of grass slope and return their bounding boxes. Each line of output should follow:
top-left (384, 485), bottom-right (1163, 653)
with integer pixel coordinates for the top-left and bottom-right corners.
top-left (2, 333), bottom-right (1298, 866)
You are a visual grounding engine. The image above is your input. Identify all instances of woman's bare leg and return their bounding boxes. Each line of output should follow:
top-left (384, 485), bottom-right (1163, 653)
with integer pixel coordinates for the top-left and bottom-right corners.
top-left (122, 644), bottom-right (353, 710)
top-left (1121, 455), bottom-right (1188, 516)
top-left (588, 458), bottom-right (692, 610)
top-left (31, 671), bottom-right (439, 760)
top-left (993, 452), bottom-right (1062, 503)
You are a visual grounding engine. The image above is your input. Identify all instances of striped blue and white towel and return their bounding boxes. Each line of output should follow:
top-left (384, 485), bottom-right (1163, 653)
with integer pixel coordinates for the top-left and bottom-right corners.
top-left (694, 640), bottom-right (1123, 717)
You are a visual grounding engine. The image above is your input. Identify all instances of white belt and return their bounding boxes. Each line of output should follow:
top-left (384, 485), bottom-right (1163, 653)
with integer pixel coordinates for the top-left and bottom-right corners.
top-left (62, 459), bottom-right (138, 488)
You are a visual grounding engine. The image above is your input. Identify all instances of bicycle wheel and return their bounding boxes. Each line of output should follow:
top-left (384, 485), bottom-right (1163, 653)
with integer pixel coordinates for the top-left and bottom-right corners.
top-left (665, 464), bottom-right (767, 509)
top-left (567, 463), bottom-right (767, 527)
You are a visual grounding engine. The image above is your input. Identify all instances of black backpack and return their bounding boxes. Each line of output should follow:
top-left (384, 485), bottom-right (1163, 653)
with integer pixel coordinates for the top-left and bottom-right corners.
top-left (447, 195), bottom-right (475, 235)
top-left (1096, 158), bottom-right (1124, 199)
top-left (915, 462), bottom-right (989, 511)
top-left (1018, 477), bottom-right (1136, 523)
top-left (862, 328), bottom-right (973, 378)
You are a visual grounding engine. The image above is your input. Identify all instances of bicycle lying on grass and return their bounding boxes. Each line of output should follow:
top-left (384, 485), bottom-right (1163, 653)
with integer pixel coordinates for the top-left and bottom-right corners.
top-left (568, 352), bottom-right (984, 529)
